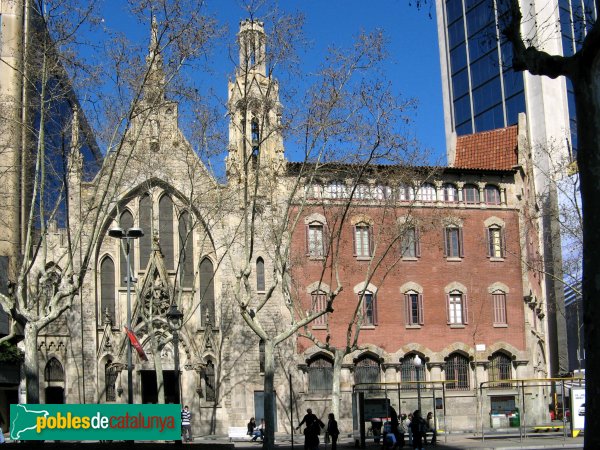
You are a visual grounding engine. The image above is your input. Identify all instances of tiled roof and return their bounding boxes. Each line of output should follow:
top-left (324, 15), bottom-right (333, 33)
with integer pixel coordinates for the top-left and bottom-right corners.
top-left (454, 126), bottom-right (518, 170)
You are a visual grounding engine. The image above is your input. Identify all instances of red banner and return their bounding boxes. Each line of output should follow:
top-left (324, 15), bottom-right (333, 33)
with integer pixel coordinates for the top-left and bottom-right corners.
top-left (124, 327), bottom-right (148, 361)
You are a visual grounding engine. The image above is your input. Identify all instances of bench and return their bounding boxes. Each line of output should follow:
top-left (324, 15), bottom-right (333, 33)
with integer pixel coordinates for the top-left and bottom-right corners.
top-left (228, 426), bottom-right (251, 441)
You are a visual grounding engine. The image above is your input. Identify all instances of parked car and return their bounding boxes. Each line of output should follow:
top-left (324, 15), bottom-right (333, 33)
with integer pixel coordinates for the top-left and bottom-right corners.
top-left (579, 404), bottom-right (585, 416)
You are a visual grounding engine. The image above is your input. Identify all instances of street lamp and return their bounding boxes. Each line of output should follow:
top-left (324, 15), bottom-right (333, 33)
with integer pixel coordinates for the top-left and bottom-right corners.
top-left (167, 303), bottom-right (183, 405)
top-left (414, 354), bottom-right (423, 412)
top-left (109, 226), bottom-right (144, 404)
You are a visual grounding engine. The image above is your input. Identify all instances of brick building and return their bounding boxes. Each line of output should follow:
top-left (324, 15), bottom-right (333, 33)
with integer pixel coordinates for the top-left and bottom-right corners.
top-left (0, 15), bottom-right (552, 435)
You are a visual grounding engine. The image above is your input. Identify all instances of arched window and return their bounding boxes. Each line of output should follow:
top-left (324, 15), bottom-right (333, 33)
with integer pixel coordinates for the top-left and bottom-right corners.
top-left (446, 290), bottom-right (468, 324)
top-left (373, 185), bottom-right (391, 200)
top-left (159, 194), bottom-right (174, 269)
top-left (492, 290), bottom-right (507, 325)
top-left (417, 183), bottom-right (436, 202)
top-left (139, 193), bottom-right (152, 269)
top-left (251, 119), bottom-right (260, 156)
top-left (445, 353), bottom-right (470, 390)
top-left (487, 224), bottom-right (505, 258)
top-left (204, 360), bottom-right (216, 402)
top-left (463, 184), bottom-right (480, 204)
top-left (401, 227), bottom-right (420, 258)
top-left (353, 223), bottom-right (373, 258)
top-left (308, 356), bottom-right (333, 393)
top-left (45, 358), bottom-right (65, 382)
top-left (105, 360), bottom-right (118, 401)
top-left (200, 258), bottom-right (215, 326)
top-left (355, 356), bottom-right (380, 385)
top-left (178, 212), bottom-right (194, 288)
top-left (311, 290), bottom-right (327, 326)
top-left (306, 221), bottom-right (325, 257)
top-left (485, 184), bottom-right (501, 205)
top-left (256, 257), bottom-right (265, 292)
top-left (100, 257), bottom-right (115, 325)
top-left (398, 183), bottom-right (414, 201)
top-left (326, 180), bottom-right (346, 199)
top-left (400, 354), bottom-right (426, 390)
top-left (355, 184), bottom-right (371, 199)
top-left (442, 183), bottom-right (458, 202)
top-left (259, 340), bottom-right (265, 373)
top-left (119, 210), bottom-right (135, 287)
top-left (489, 352), bottom-right (512, 388)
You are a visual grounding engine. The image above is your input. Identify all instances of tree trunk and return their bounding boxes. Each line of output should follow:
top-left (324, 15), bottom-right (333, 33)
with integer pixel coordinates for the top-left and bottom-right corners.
top-left (24, 322), bottom-right (40, 404)
top-left (574, 55), bottom-right (600, 449)
top-left (263, 340), bottom-right (276, 450)
top-left (331, 350), bottom-right (345, 420)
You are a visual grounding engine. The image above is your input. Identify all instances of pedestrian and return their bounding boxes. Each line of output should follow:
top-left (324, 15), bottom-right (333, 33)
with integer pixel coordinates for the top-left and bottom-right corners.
top-left (399, 413), bottom-right (408, 448)
top-left (426, 411), bottom-right (437, 445)
top-left (247, 417), bottom-right (256, 436)
top-left (405, 413), bottom-right (413, 447)
top-left (305, 416), bottom-right (325, 450)
top-left (297, 408), bottom-right (319, 450)
top-left (326, 413), bottom-right (340, 450)
top-left (390, 406), bottom-right (401, 448)
top-left (252, 418), bottom-right (265, 441)
top-left (409, 410), bottom-right (427, 450)
top-left (181, 405), bottom-right (192, 443)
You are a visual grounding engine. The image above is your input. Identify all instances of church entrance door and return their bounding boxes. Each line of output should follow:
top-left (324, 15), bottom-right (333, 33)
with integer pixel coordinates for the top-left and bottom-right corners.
top-left (140, 370), bottom-right (180, 404)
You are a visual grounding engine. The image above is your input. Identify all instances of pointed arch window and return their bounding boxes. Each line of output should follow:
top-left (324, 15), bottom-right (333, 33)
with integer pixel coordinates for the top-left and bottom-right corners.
top-left (100, 257), bottom-right (116, 326)
top-left (489, 352), bottom-right (512, 388)
top-left (256, 257), bottom-right (265, 292)
top-left (308, 356), bottom-right (333, 393)
top-left (119, 211), bottom-right (135, 287)
top-left (445, 353), bottom-right (470, 390)
top-left (200, 258), bottom-right (215, 327)
top-left (259, 340), bottom-right (265, 373)
top-left (251, 119), bottom-right (260, 156)
top-left (159, 195), bottom-right (174, 269)
top-left (139, 193), bottom-right (152, 269)
top-left (105, 360), bottom-right (118, 401)
top-left (204, 360), bottom-right (216, 402)
top-left (178, 212), bottom-right (194, 288)
top-left (400, 354), bottom-right (426, 390)
top-left (45, 357), bottom-right (65, 382)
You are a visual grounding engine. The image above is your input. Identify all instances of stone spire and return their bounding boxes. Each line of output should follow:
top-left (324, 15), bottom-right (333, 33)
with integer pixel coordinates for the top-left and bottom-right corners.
top-left (144, 16), bottom-right (166, 104)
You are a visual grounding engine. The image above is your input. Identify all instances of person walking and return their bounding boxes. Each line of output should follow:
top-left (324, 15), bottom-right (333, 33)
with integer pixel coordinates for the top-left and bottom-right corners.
top-left (399, 413), bottom-right (408, 448)
top-left (181, 405), bottom-right (192, 443)
top-left (405, 413), bottom-right (413, 447)
top-left (326, 413), bottom-right (340, 450)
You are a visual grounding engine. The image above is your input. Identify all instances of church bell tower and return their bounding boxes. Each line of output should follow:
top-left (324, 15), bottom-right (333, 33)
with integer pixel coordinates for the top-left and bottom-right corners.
top-left (225, 19), bottom-right (284, 183)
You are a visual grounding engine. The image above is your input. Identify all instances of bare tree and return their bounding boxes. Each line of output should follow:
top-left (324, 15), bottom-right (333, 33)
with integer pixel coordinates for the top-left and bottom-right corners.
top-left (0, 0), bottom-right (218, 404)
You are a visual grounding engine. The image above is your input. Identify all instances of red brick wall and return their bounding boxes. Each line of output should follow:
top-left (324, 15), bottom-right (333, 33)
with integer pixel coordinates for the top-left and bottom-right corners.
top-left (291, 204), bottom-right (526, 355)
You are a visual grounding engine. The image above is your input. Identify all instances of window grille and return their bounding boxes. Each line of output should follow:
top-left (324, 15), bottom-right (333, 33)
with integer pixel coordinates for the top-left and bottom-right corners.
top-left (489, 352), bottom-right (512, 388)
top-left (355, 357), bottom-right (380, 385)
top-left (445, 353), bottom-right (470, 390)
top-left (308, 356), bottom-right (333, 393)
top-left (400, 354), bottom-right (426, 390)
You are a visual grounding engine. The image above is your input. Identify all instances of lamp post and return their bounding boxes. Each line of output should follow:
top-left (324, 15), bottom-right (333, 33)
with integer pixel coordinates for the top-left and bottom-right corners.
top-left (109, 226), bottom-right (144, 404)
top-left (414, 355), bottom-right (423, 412)
top-left (167, 303), bottom-right (183, 405)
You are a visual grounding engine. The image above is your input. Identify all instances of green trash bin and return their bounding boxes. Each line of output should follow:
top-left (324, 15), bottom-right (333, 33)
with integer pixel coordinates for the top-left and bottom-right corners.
top-left (509, 409), bottom-right (520, 427)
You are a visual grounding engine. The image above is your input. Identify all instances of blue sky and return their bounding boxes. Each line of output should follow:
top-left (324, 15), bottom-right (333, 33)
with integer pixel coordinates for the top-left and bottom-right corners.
top-left (101, 0), bottom-right (446, 165)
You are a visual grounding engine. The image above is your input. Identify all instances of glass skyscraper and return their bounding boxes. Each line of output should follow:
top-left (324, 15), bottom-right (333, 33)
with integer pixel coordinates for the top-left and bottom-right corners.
top-left (436, 0), bottom-right (596, 153)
